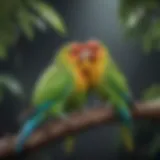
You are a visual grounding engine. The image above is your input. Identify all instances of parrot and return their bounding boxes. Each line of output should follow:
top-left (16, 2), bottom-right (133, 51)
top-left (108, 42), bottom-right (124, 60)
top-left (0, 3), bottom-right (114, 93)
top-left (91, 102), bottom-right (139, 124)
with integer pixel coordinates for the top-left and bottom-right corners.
top-left (15, 39), bottom-right (134, 154)
top-left (82, 40), bottom-right (135, 152)
top-left (15, 42), bottom-right (93, 153)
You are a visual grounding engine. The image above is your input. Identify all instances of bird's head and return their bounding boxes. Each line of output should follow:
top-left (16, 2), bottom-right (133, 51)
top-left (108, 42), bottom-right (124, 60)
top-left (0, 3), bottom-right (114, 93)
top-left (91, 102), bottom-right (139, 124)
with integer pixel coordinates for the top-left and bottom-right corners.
top-left (56, 40), bottom-right (107, 84)
top-left (69, 40), bottom-right (105, 69)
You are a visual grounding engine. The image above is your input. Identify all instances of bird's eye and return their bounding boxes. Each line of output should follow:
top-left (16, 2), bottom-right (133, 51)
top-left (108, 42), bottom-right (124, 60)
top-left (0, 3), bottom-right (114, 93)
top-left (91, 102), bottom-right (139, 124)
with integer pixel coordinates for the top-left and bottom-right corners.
top-left (70, 43), bottom-right (82, 57)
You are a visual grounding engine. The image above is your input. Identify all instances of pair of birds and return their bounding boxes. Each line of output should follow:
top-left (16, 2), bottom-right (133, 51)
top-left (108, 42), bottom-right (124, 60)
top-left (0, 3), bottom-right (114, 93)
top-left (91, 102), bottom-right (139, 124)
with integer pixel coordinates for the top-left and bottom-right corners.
top-left (15, 40), bottom-right (134, 153)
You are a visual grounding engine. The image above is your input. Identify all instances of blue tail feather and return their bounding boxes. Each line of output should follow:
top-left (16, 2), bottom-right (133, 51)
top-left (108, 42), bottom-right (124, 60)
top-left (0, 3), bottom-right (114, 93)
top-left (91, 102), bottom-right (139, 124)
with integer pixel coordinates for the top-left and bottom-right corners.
top-left (118, 106), bottom-right (133, 127)
top-left (120, 93), bottom-right (134, 108)
top-left (15, 85), bottom-right (72, 153)
top-left (16, 101), bottom-right (54, 153)
top-left (16, 114), bottom-right (44, 152)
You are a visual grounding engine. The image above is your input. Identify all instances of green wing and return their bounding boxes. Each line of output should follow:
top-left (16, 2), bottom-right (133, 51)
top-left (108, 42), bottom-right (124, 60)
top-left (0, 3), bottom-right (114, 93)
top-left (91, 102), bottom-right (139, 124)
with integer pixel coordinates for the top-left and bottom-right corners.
top-left (31, 63), bottom-right (75, 115)
top-left (96, 57), bottom-right (132, 106)
top-left (15, 62), bottom-right (76, 152)
top-left (96, 57), bottom-right (134, 151)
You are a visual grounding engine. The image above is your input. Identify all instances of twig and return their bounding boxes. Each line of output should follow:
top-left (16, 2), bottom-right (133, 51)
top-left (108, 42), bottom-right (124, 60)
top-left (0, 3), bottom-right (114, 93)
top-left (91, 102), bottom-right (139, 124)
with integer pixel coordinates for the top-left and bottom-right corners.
top-left (0, 101), bottom-right (160, 158)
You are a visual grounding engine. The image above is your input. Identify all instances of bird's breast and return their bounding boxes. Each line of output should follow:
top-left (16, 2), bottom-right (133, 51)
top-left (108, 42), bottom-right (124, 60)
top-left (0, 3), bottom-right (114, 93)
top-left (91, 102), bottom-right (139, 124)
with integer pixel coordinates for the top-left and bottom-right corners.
top-left (73, 68), bottom-right (89, 92)
top-left (89, 60), bottom-right (106, 86)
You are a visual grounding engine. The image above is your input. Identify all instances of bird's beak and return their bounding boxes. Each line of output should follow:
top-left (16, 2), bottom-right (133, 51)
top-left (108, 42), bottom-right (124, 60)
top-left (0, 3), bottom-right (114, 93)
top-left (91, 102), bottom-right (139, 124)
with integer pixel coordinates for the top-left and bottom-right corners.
top-left (79, 49), bottom-right (92, 69)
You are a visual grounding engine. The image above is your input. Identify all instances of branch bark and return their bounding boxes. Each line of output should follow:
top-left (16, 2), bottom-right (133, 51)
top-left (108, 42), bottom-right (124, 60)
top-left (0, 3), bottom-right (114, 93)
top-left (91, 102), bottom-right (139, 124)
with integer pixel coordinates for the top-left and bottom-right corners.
top-left (0, 101), bottom-right (160, 158)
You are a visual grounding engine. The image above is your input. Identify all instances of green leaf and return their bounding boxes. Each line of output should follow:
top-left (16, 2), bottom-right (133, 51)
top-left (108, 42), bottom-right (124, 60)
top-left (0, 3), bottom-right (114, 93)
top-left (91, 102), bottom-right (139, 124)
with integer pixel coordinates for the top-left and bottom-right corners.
top-left (119, 0), bottom-right (160, 53)
top-left (0, 44), bottom-right (8, 60)
top-left (33, 17), bottom-right (47, 31)
top-left (30, 1), bottom-right (67, 36)
top-left (17, 6), bottom-right (36, 40)
top-left (0, 0), bottom-right (68, 60)
top-left (142, 84), bottom-right (160, 101)
top-left (0, 21), bottom-right (18, 46)
top-left (0, 74), bottom-right (25, 99)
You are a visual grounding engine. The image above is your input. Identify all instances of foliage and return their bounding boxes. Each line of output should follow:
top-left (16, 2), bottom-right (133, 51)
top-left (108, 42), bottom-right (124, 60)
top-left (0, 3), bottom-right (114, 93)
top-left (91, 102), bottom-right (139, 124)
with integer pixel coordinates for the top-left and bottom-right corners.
top-left (119, 0), bottom-right (160, 53)
top-left (141, 84), bottom-right (160, 159)
top-left (0, 74), bottom-right (25, 104)
top-left (0, 0), bottom-right (67, 60)
top-left (142, 84), bottom-right (160, 101)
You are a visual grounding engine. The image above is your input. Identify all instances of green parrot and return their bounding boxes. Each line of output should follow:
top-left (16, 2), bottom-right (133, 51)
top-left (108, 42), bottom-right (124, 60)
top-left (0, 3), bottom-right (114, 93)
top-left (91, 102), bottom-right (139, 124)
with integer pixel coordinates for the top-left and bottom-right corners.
top-left (15, 42), bottom-right (91, 153)
top-left (16, 39), bottom-right (134, 154)
top-left (84, 40), bottom-right (134, 152)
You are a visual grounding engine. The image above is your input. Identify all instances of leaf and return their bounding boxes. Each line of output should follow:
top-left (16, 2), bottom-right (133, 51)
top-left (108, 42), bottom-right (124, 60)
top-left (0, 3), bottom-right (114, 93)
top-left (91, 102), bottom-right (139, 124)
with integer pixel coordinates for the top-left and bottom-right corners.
top-left (0, 44), bottom-right (8, 60)
top-left (0, 0), bottom-right (68, 61)
top-left (125, 7), bottom-right (145, 29)
top-left (0, 21), bottom-right (18, 46)
top-left (119, 0), bottom-right (160, 53)
top-left (142, 84), bottom-right (160, 101)
top-left (29, 1), bottom-right (67, 36)
top-left (34, 17), bottom-right (47, 31)
top-left (0, 74), bottom-right (25, 99)
top-left (17, 6), bottom-right (36, 40)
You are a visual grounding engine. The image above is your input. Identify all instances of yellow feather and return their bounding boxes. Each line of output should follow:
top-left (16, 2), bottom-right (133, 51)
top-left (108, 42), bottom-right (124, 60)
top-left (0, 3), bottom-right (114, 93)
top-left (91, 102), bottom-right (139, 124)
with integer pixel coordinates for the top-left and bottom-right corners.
top-left (90, 47), bottom-right (108, 86)
top-left (120, 126), bottom-right (134, 151)
top-left (63, 136), bottom-right (75, 154)
top-left (61, 50), bottom-right (89, 92)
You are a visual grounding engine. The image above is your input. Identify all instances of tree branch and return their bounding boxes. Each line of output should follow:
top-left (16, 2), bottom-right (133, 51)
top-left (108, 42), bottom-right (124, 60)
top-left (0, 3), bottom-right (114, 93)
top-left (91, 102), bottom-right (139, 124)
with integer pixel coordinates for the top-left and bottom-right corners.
top-left (0, 101), bottom-right (160, 158)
